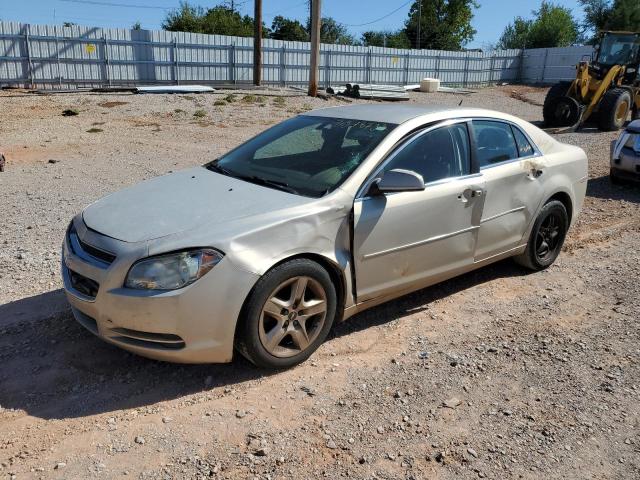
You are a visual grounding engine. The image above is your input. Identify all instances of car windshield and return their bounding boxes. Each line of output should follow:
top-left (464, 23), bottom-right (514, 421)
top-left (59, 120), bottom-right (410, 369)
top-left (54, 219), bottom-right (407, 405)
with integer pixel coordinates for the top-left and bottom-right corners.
top-left (597, 34), bottom-right (640, 66)
top-left (207, 116), bottom-right (396, 197)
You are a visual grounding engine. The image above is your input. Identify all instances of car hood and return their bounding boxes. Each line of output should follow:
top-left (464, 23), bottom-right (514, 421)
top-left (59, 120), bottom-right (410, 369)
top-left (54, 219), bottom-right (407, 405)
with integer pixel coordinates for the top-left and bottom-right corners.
top-left (82, 167), bottom-right (312, 243)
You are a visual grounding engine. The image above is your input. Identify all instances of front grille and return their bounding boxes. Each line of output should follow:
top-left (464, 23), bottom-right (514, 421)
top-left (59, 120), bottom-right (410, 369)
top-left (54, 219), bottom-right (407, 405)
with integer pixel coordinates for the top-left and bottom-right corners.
top-left (68, 224), bottom-right (116, 266)
top-left (68, 268), bottom-right (100, 298)
top-left (78, 237), bottom-right (116, 264)
top-left (109, 327), bottom-right (186, 350)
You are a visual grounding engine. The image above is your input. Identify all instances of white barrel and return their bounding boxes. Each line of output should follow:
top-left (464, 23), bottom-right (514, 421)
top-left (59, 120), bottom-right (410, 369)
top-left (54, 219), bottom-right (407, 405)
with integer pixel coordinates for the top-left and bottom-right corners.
top-left (419, 78), bottom-right (440, 93)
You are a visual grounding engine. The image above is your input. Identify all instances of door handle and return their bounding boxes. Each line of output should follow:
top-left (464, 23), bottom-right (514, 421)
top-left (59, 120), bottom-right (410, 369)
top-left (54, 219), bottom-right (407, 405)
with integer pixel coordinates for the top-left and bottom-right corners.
top-left (530, 168), bottom-right (544, 178)
top-left (458, 188), bottom-right (484, 203)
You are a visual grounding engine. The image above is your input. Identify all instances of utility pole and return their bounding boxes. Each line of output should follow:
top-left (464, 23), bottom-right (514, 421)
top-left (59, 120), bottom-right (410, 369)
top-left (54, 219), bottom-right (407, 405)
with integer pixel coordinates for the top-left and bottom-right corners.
top-left (253, 0), bottom-right (262, 86)
top-left (416, 0), bottom-right (421, 50)
top-left (308, 0), bottom-right (321, 96)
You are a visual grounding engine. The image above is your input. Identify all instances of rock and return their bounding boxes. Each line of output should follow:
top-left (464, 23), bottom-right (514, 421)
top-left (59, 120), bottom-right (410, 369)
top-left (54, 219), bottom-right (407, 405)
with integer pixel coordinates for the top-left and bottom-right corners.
top-left (467, 448), bottom-right (478, 458)
top-left (377, 426), bottom-right (385, 434)
top-left (326, 440), bottom-right (337, 449)
top-left (48, 159), bottom-right (59, 164)
top-left (162, 417), bottom-right (172, 423)
top-left (435, 451), bottom-right (446, 463)
top-left (443, 397), bottom-right (461, 409)
top-left (54, 462), bottom-right (66, 469)
top-left (134, 436), bottom-right (145, 445)
top-left (254, 447), bottom-right (270, 457)
top-left (277, 456), bottom-right (285, 465)
top-left (235, 410), bottom-right (247, 419)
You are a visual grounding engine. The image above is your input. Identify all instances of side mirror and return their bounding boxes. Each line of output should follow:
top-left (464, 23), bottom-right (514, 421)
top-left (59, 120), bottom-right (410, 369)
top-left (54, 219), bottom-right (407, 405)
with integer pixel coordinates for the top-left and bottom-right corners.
top-left (369, 169), bottom-right (425, 195)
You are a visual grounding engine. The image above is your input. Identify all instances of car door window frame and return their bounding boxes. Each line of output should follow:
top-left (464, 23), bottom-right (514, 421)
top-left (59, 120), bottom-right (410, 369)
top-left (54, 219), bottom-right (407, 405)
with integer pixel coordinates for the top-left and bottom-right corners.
top-left (356, 118), bottom-right (480, 199)
top-left (470, 118), bottom-right (542, 170)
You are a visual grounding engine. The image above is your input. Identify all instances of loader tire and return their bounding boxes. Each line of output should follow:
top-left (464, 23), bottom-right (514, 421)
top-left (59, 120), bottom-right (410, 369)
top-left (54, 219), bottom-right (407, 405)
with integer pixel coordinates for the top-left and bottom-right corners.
top-left (598, 88), bottom-right (631, 131)
top-left (543, 82), bottom-right (572, 126)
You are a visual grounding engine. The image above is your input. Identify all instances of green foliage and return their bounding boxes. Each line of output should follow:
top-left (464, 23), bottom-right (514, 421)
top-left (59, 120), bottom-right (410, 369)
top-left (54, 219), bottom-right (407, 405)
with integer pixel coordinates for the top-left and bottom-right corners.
top-left (270, 15), bottom-right (308, 41)
top-left (361, 30), bottom-right (411, 49)
top-left (193, 109), bottom-right (207, 117)
top-left (580, 0), bottom-right (640, 39)
top-left (306, 17), bottom-right (358, 45)
top-left (272, 96), bottom-right (286, 107)
top-left (224, 94), bottom-right (237, 103)
top-left (404, 0), bottom-right (478, 50)
top-left (497, 1), bottom-right (579, 49)
top-left (132, 21), bottom-right (142, 30)
top-left (163, 2), bottom-right (268, 37)
top-left (213, 100), bottom-right (226, 106)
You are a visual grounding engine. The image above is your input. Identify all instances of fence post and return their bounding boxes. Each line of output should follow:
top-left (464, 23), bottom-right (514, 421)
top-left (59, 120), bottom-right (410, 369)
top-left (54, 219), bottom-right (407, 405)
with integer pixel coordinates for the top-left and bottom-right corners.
top-left (103, 36), bottom-right (111, 87)
top-left (173, 39), bottom-right (179, 85)
top-left (488, 52), bottom-right (495, 86)
top-left (366, 49), bottom-right (372, 84)
top-left (518, 49), bottom-right (526, 83)
top-left (25, 26), bottom-right (34, 88)
top-left (229, 43), bottom-right (236, 84)
top-left (435, 52), bottom-right (441, 80)
top-left (404, 51), bottom-right (410, 85)
top-left (324, 49), bottom-right (331, 89)
top-left (541, 48), bottom-right (549, 84)
top-left (54, 26), bottom-right (62, 88)
top-left (463, 51), bottom-right (470, 87)
top-left (280, 44), bottom-right (286, 86)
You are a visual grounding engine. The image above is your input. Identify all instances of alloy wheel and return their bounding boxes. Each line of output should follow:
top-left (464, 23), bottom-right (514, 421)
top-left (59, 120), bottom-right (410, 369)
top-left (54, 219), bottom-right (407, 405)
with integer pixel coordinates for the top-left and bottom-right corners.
top-left (258, 276), bottom-right (328, 358)
top-left (535, 211), bottom-right (562, 262)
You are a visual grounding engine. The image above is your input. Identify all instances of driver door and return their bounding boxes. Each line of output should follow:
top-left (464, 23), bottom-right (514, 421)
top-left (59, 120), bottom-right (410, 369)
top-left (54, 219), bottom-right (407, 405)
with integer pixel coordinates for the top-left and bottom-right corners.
top-left (353, 121), bottom-right (486, 302)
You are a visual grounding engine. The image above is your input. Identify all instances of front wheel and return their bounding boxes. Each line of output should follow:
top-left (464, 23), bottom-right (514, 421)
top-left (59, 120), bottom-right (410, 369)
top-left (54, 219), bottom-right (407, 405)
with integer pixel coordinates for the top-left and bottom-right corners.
top-left (514, 200), bottom-right (569, 271)
top-left (235, 259), bottom-right (337, 369)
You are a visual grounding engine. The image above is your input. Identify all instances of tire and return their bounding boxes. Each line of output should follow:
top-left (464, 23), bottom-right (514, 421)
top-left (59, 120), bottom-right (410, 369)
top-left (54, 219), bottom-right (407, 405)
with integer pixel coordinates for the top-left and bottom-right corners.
top-left (514, 200), bottom-right (569, 271)
top-left (235, 258), bottom-right (337, 369)
top-left (543, 82), bottom-right (572, 126)
top-left (597, 88), bottom-right (631, 131)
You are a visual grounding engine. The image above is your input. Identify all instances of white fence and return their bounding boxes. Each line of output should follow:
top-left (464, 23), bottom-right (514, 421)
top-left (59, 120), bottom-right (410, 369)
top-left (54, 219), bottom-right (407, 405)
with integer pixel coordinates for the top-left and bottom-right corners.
top-left (0, 21), bottom-right (591, 89)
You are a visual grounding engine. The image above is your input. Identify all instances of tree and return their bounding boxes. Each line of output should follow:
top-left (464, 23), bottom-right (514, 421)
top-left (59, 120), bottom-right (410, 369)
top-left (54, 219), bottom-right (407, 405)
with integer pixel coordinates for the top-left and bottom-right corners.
top-left (270, 15), bottom-right (308, 41)
top-left (497, 1), bottom-right (579, 49)
top-left (306, 17), bottom-right (357, 45)
top-left (403, 0), bottom-right (478, 50)
top-left (361, 30), bottom-right (411, 48)
top-left (579, 0), bottom-right (640, 41)
top-left (162, 2), bottom-right (268, 38)
top-left (497, 17), bottom-right (532, 49)
top-left (132, 21), bottom-right (142, 30)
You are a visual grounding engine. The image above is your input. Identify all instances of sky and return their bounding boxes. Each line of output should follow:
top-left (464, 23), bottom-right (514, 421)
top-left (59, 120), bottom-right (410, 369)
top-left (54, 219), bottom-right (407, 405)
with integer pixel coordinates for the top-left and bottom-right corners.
top-left (0, 0), bottom-right (586, 48)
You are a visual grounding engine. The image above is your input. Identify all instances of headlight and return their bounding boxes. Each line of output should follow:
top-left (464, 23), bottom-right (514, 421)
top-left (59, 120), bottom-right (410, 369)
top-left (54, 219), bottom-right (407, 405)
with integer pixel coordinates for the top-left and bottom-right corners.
top-left (125, 249), bottom-right (223, 290)
top-left (624, 133), bottom-right (640, 153)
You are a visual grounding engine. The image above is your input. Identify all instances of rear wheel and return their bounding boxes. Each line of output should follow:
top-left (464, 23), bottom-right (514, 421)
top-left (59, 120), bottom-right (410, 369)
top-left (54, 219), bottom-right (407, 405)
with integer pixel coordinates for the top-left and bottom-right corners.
top-left (235, 259), bottom-right (337, 369)
top-left (598, 88), bottom-right (631, 131)
top-left (543, 82), bottom-right (573, 127)
top-left (514, 200), bottom-right (569, 271)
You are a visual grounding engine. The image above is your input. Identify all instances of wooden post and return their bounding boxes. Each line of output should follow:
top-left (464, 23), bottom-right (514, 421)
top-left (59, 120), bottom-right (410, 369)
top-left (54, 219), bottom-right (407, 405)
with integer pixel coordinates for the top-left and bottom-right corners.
top-left (308, 0), bottom-right (321, 97)
top-left (253, 0), bottom-right (262, 86)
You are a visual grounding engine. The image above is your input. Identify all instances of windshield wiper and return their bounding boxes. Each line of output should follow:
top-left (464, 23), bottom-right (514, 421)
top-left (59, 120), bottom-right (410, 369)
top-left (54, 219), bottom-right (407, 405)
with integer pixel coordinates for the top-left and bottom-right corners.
top-left (206, 162), bottom-right (233, 176)
top-left (236, 175), bottom-right (299, 195)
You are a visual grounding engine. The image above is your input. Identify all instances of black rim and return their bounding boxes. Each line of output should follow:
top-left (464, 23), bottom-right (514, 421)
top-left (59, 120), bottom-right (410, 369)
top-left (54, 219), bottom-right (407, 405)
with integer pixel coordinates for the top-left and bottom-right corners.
top-left (535, 211), bottom-right (563, 261)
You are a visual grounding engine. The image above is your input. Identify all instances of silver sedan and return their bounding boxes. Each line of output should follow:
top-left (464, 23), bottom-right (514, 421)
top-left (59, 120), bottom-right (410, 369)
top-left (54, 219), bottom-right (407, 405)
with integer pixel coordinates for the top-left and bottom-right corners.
top-left (62, 104), bottom-right (588, 368)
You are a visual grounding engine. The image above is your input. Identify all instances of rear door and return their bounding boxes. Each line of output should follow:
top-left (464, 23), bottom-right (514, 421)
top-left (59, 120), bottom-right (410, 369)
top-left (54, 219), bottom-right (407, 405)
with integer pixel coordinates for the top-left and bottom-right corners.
top-left (471, 119), bottom-right (546, 261)
top-left (353, 121), bottom-right (486, 301)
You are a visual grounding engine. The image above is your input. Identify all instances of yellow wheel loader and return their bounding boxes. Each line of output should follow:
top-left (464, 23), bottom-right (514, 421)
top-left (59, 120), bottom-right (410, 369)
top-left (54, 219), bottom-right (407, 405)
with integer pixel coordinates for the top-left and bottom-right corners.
top-left (543, 31), bottom-right (640, 132)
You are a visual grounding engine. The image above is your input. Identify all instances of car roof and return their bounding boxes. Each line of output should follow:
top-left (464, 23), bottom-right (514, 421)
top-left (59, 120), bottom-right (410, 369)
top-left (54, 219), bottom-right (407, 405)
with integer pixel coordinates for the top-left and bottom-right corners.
top-left (303, 104), bottom-right (509, 125)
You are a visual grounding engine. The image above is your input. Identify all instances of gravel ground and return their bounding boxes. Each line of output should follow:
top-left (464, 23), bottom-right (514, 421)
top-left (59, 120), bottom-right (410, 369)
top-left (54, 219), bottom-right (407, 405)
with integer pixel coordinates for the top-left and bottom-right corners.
top-left (0, 85), bottom-right (639, 480)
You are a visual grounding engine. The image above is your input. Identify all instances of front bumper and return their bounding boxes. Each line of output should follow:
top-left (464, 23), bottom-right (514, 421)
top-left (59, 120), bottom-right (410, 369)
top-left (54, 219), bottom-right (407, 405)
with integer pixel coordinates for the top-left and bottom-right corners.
top-left (611, 148), bottom-right (640, 181)
top-left (61, 219), bottom-right (259, 363)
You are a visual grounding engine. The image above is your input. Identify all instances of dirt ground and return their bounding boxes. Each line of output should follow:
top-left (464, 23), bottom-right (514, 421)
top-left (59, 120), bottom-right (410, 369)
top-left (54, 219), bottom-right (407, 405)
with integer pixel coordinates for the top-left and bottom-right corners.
top-left (0, 85), bottom-right (639, 480)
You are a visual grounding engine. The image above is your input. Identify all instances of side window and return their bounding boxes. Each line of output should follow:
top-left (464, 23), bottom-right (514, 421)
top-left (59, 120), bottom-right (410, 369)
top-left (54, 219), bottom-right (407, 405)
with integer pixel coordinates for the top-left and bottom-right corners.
top-left (472, 120), bottom-right (519, 167)
top-left (384, 124), bottom-right (471, 184)
top-left (511, 126), bottom-right (535, 157)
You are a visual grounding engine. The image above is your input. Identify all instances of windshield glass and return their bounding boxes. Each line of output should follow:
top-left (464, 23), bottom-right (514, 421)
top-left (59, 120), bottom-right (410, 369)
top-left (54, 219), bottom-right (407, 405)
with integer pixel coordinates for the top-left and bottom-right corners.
top-left (597, 34), bottom-right (640, 66)
top-left (208, 116), bottom-right (396, 197)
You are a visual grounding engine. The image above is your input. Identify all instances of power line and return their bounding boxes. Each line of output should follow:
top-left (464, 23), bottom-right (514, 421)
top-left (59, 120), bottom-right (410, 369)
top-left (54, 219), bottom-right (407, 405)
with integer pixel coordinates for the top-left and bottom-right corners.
top-left (338, 0), bottom-right (412, 27)
top-left (264, 0), bottom-right (309, 18)
top-left (58, 0), bottom-right (174, 10)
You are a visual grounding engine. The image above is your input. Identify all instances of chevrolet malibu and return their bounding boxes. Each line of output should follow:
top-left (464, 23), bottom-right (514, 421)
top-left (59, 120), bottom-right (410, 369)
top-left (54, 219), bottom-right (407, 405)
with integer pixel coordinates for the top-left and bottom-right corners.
top-left (62, 105), bottom-right (588, 368)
